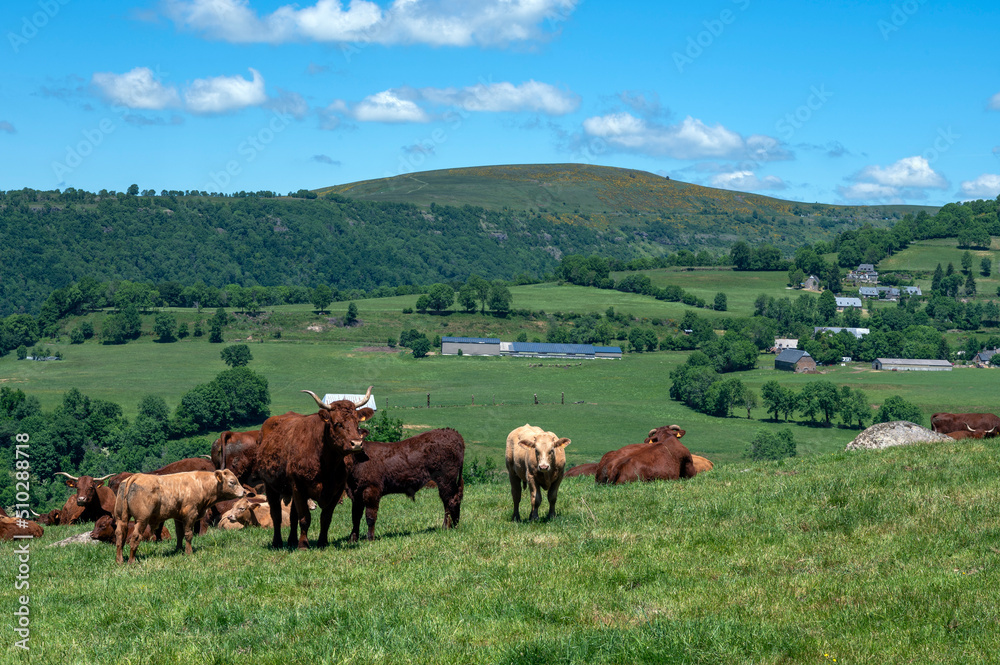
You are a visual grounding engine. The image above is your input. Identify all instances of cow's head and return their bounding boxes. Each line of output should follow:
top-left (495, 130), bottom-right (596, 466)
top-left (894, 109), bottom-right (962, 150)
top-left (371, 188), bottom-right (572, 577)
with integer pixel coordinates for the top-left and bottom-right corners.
top-left (214, 469), bottom-right (246, 501)
top-left (90, 515), bottom-right (115, 541)
top-left (302, 387), bottom-right (375, 452)
top-left (645, 424), bottom-right (686, 444)
top-left (517, 431), bottom-right (571, 472)
top-left (56, 472), bottom-right (112, 506)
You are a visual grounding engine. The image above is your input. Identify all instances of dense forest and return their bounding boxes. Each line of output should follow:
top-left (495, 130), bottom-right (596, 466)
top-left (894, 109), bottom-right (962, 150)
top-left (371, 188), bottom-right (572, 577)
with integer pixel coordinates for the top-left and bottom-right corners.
top-left (0, 188), bottom-right (638, 316)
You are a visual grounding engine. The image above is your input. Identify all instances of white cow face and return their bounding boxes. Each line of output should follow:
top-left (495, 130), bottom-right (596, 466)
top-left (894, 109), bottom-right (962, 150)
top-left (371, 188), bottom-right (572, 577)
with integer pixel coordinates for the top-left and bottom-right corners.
top-left (518, 434), bottom-right (571, 471)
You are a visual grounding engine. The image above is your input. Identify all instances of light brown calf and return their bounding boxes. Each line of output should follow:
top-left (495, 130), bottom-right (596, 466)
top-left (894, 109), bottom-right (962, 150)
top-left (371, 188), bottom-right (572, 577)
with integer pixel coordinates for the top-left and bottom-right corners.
top-left (505, 424), bottom-right (571, 522)
top-left (114, 469), bottom-right (245, 563)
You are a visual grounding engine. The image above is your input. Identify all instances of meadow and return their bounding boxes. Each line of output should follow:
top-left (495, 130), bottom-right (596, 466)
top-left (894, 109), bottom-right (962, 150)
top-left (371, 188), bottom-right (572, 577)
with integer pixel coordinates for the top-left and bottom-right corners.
top-left (4, 438), bottom-right (999, 664)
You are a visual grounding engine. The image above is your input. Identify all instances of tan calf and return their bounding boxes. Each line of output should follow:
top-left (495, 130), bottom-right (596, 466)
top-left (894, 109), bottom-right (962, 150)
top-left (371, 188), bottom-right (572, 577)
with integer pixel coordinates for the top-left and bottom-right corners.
top-left (505, 424), bottom-right (571, 521)
top-left (114, 469), bottom-right (245, 563)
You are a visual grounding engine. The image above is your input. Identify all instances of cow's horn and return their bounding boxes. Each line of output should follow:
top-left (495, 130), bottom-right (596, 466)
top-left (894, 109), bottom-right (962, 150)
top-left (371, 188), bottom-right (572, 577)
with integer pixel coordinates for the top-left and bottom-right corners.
top-left (199, 454), bottom-right (212, 459)
top-left (967, 424), bottom-right (975, 432)
top-left (94, 474), bottom-right (113, 482)
top-left (352, 386), bottom-right (373, 409)
top-left (54, 471), bottom-right (79, 481)
top-left (302, 390), bottom-right (330, 410)
top-left (28, 509), bottom-right (39, 517)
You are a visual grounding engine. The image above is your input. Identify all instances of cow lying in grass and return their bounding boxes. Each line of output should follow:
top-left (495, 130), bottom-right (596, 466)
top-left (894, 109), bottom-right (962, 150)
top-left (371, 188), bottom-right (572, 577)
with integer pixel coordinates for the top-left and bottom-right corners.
top-left (91, 515), bottom-right (169, 543)
top-left (346, 428), bottom-right (465, 541)
top-left (595, 425), bottom-right (697, 484)
top-left (0, 516), bottom-right (43, 540)
top-left (114, 469), bottom-right (245, 563)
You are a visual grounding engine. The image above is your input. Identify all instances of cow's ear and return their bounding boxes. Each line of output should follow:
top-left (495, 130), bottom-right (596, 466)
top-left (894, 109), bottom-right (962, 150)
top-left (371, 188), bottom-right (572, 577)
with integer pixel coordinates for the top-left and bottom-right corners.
top-left (517, 439), bottom-right (535, 449)
top-left (214, 470), bottom-right (224, 483)
top-left (64, 479), bottom-right (76, 488)
top-left (357, 408), bottom-right (374, 422)
top-left (556, 438), bottom-right (571, 448)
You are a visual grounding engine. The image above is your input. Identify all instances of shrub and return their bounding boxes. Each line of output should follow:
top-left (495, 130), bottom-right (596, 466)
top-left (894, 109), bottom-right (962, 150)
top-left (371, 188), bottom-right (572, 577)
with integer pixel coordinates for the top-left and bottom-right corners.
top-left (875, 395), bottom-right (923, 425)
top-left (745, 428), bottom-right (797, 461)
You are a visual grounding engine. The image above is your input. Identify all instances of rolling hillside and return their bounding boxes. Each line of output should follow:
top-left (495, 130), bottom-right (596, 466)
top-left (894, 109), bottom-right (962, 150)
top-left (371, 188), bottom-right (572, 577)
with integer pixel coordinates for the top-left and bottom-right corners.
top-left (319, 163), bottom-right (938, 248)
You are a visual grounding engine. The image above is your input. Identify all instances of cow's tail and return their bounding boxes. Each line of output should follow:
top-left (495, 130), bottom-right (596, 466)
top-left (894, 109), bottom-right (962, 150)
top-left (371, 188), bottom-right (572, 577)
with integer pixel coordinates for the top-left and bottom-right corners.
top-left (113, 475), bottom-right (136, 523)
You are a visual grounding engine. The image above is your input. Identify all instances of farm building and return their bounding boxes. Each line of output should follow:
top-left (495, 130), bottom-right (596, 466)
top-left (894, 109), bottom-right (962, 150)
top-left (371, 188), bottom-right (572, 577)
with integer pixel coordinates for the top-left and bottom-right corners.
top-left (877, 286), bottom-right (901, 299)
top-left (774, 338), bottom-right (798, 352)
top-left (440, 336), bottom-right (502, 356)
top-left (594, 346), bottom-right (623, 359)
top-left (974, 349), bottom-right (998, 365)
top-left (858, 287), bottom-right (879, 298)
top-left (321, 392), bottom-right (377, 410)
top-left (801, 275), bottom-right (821, 290)
top-left (904, 286), bottom-right (922, 296)
top-left (501, 342), bottom-right (601, 359)
top-left (871, 358), bottom-right (953, 372)
top-left (835, 297), bottom-right (863, 309)
top-left (814, 327), bottom-right (870, 339)
top-left (775, 349), bottom-right (816, 372)
top-left (857, 263), bottom-right (877, 274)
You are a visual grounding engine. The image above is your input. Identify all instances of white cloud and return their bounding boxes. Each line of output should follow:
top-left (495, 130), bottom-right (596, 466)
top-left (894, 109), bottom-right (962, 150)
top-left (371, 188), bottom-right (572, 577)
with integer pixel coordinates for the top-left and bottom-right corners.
top-left (959, 174), bottom-right (1000, 199)
top-left (582, 113), bottom-right (779, 161)
top-left (184, 68), bottom-right (267, 114)
top-left (710, 170), bottom-right (786, 191)
top-left (855, 155), bottom-right (947, 189)
top-left (989, 91), bottom-right (1000, 110)
top-left (837, 182), bottom-right (904, 203)
top-left (352, 90), bottom-right (430, 123)
top-left (163, 0), bottom-right (578, 46)
top-left (264, 89), bottom-right (309, 119)
top-left (419, 80), bottom-right (579, 115)
top-left (91, 67), bottom-right (181, 110)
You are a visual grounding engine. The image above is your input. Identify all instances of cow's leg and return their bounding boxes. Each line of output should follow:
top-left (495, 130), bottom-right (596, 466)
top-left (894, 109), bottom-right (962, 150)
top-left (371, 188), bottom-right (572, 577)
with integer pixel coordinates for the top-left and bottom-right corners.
top-left (545, 478), bottom-right (562, 520)
top-left (287, 500), bottom-right (300, 549)
top-left (129, 519), bottom-right (147, 563)
top-left (350, 497), bottom-right (364, 543)
top-left (293, 493), bottom-right (312, 550)
top-left (527, 477), bottom-right (542, 521)
top-left (264, 485), bottom-right (284, 549)
top-left (364, 496), bottom-right (381, 541)
top-left (316, 488), bottom-right (338, 548)
top-left (181, 516), bottom-right (196, 555)
top-left (508, 472), bottom-right (522, 522)
top-left (115, 518), bottom-right (128, 564)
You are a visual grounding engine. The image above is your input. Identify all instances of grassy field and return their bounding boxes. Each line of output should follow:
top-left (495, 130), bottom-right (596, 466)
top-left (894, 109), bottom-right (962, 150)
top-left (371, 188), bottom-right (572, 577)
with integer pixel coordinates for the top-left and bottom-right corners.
top-left (5, 438), bottom-right (1000, 664)
top-left (879, 238), bottom-right (1000, 298)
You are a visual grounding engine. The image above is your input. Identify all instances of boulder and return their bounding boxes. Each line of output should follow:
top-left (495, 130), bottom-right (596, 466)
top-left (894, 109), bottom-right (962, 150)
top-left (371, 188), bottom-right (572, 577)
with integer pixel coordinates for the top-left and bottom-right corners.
top-left (845, 421), bottom-right (953, 451)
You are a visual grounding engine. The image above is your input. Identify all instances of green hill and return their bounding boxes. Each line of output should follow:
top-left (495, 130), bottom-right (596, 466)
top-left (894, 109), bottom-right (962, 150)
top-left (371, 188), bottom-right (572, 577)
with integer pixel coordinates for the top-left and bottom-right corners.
top-left (319, 163), bottom-right (938, 247)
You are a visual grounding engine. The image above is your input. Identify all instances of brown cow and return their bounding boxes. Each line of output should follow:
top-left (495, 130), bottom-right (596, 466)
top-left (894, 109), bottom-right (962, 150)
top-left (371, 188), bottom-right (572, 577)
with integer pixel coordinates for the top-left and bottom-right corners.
top-left (33, 509), bottom-right (60, 526)
top-left (594, 425), bottom-right (687, 485)
top-left (113, 469), bottom-right (245, 563)
top-left (945, 426), bottom-right (997, 440)
top-left (256, 388), bottom-right (375, 549)
top-left (596, 425), bottom-right (696, 484)
top-left (212, 429), bottom-right (263, 487)
top-left (931, 412), bottom-right (1000, 434)
top-left (346, 428), bottom-right (465, 542)
top-left (0, 516), bottom-right (43, 540)
top-left (564, 462), bottom-right (598, 478)
top-left (691, 454), bottom-right (714, 474)
top-left (222, 496), bottom-right (282, 529)
top-left (90, 515), bottom-right (169, 543)
top-left (506, 424), bottom-right (570, 522)
top-left (55, 472), bottom-right (115, 525)
top-left (107, 457), bottom-right (218, 495)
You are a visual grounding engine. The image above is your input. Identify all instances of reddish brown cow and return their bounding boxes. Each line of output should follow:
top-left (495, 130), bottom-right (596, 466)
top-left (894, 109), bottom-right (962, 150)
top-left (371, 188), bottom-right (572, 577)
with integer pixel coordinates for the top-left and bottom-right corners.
top-left (211, 429), bottom-right (263, 487)
top-left (564, 462), bottom-right (599, 478)
top-left (90, 515), bottom-right (169, 543)
top-left (31, 509), bottom-right (60, 526)
top-left (595, 425), bottom-right (696, 484)
top-left (55, 472), bottom-right (115, 525)
top-left (0, 516), bottom-right (44, 540)
top-left (931, 412), bottom-right (1000, 434)
top-left (256, 388), bottom-right (375, 549)
top-left (945, 426), bottom-right (997, 440)
top-left (345, 428), bottom-right (465, 542)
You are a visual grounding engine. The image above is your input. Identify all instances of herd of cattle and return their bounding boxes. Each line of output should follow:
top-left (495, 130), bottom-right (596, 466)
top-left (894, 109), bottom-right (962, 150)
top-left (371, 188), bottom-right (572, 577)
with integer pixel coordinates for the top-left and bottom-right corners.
top-left (1, 396), bottom-right (997, 561)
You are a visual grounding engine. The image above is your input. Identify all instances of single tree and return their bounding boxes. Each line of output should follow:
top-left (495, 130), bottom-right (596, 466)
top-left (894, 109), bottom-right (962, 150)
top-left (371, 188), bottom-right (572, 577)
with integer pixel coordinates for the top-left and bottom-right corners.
top-left (345, 301), bottom-right (358, 326)
top-left (411, 336), bottom-right (431, 358)
top-left (714, 292), bottom-right (728, 312)
top-left (487, 282), bottom-right (512, 316)
top-left (311, 285), bottom-right (333, 314)
top-left (221, 344), bottom-right (253, 367)
top-left (153, 312), bottom-right (177, 343)
top-left (981, 257), bottom-right (992, 277)
top-left (961, 250), bottom-right (973, 275)
top-left (817, 289), bottom-right (837, 323)
top-left (426, 284), bottom-right (454, 313)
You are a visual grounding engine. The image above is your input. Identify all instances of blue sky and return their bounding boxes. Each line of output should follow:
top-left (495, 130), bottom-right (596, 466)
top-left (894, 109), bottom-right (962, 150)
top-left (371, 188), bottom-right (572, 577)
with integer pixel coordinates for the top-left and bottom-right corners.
top-left (1, 0), bottom-right (998, 205)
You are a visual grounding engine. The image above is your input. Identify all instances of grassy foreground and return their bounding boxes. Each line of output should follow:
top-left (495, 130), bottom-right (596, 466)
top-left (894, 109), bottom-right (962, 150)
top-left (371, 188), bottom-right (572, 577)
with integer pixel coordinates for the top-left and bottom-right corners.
top-left (4, 439), bottom-right (1000, 664)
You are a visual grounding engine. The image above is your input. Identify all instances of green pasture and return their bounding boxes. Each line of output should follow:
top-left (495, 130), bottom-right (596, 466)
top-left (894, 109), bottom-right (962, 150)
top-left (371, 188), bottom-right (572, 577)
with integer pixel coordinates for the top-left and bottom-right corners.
top-left (5, 438), bottom-right (1000, 664)
top-left (4, 335), bottom-right (999, 469)
top-left (610, 268), bottom-right (792, 315)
